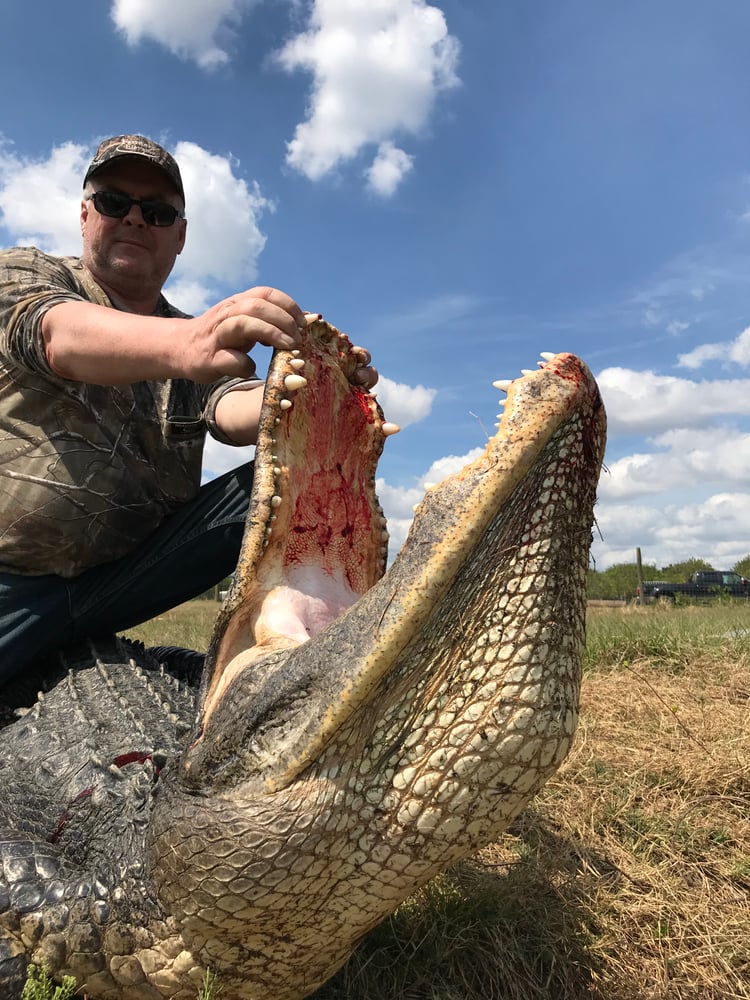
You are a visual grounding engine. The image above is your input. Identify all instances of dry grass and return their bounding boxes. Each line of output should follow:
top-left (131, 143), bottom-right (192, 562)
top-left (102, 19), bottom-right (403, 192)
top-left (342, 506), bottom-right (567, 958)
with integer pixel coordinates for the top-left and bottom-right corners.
top-left (123, 602), bottom-right (750, 1000)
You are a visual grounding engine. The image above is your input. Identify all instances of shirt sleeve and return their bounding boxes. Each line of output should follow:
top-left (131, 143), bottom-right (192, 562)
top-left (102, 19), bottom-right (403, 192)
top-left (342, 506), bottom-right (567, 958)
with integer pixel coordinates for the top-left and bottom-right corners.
top-left (0, 247), bottom-right (99, 379)
top-left (202, 374), bottom-right (266, 446)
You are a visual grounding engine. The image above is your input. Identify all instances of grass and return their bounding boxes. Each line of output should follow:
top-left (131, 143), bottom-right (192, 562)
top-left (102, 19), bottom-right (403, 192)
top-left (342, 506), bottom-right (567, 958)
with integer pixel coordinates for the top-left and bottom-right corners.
top-left (124, 596), bottom-right (220, 652)
top-left (97, 603), bottom-right (743, 997)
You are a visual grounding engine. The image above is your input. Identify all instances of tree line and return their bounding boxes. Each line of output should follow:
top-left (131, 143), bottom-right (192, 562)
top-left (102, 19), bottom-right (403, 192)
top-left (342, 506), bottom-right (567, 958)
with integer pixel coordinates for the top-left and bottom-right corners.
top-left (587, 555), bottom-right (750, 602)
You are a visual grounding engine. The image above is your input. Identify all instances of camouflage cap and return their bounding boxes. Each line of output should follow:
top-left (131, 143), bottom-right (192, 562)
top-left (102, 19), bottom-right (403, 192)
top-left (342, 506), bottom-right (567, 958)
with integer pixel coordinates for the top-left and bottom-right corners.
top-left (83, 135), bottom-right (185, 201)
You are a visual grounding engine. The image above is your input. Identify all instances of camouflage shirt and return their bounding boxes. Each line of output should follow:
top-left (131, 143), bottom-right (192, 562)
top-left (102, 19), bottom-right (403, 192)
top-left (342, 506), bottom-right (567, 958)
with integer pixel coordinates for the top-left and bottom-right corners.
top-left (0, 246), bottom-right (258, 578)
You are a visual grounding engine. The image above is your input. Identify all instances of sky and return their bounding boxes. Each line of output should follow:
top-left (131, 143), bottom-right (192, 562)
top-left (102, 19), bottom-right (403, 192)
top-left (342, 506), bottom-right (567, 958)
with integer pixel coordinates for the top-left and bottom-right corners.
top-left (3, 0), bottom-right (750, 572)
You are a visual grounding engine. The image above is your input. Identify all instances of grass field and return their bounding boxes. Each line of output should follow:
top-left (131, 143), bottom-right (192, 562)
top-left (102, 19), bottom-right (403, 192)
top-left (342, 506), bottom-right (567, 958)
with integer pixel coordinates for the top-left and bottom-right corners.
top-left (122, 601), bottom-right (750, 1000)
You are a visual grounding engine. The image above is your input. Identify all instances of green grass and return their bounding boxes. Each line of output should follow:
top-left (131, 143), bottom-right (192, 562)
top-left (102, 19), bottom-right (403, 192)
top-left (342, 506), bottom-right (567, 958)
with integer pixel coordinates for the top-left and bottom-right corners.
top-left (584, 601), bottom-right (750, 674)
top-left (122, 597), bottom-right (221, 651)
top-left (21, 966), bottom-right (78, 1000)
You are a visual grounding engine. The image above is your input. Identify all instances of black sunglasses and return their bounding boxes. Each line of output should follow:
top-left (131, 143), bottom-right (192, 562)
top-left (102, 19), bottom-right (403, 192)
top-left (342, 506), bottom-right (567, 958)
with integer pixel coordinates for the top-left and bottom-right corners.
top-left (87, 190), bottom-right (184, 227)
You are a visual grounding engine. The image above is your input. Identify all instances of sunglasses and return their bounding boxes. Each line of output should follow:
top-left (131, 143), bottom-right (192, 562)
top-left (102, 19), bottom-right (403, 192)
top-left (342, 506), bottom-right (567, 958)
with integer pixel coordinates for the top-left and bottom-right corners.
top-left (87, 190), bottom-right (184, 227)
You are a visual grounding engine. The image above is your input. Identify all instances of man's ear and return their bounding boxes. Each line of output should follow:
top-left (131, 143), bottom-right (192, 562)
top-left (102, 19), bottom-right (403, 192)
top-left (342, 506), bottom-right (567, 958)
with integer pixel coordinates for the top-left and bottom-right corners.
top-left (80, 198), bottom-right (89, 236)
top-left (176, 217), bottom-right (187, 256)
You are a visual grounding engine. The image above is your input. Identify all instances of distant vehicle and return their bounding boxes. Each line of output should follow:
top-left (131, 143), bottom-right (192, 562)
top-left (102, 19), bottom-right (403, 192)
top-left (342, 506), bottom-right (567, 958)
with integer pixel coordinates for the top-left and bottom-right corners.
top-left (637, 570), bottom-right (750, 603)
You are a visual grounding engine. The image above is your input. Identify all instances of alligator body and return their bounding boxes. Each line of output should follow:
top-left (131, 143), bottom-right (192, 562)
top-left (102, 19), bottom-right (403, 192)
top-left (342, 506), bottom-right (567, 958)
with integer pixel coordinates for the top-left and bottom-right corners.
top-left (0, 320), bottom-right (606, 999)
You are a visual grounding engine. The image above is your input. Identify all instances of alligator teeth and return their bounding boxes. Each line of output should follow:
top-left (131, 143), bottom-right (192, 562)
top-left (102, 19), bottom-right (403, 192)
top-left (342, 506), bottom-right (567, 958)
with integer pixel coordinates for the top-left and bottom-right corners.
top-left (271, 495), bottom-right (282, 508)
top-left (284, 374), bottom-right (308, 391)
top-left (280, 399), bottom-right (292, 411)
top-left (492, 379), bottom-right (513, 392)
top-left (382, 422), bottom-right (400, 437)
top-left (540, 351), bottom-right (555, 361)
top-left (520, 368), bottom-right (535, 376)
top-left (289, 358), bottom-right (306, 371)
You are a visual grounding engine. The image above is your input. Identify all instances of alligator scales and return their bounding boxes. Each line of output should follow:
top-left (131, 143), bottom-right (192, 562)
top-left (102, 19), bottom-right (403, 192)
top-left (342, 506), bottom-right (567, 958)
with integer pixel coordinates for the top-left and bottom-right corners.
top-left (0, 319), bottom-right (607, 999)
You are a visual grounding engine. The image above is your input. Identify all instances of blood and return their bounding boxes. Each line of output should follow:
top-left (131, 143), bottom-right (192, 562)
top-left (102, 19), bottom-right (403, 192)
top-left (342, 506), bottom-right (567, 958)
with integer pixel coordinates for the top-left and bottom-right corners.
top-left (46, 751), bottom-right (158, 844)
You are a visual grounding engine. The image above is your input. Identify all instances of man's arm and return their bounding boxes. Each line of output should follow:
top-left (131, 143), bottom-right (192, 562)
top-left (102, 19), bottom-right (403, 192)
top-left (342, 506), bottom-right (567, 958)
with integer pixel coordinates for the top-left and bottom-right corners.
top-left (213, 383), bottom-right (266, 446)
top-left (41, 286), bottom-right (307, 386)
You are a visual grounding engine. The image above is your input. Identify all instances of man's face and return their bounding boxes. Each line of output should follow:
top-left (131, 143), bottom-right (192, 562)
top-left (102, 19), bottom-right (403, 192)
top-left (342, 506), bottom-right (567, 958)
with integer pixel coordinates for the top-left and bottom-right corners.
top-left (80, 158), bottom-right (187, 302)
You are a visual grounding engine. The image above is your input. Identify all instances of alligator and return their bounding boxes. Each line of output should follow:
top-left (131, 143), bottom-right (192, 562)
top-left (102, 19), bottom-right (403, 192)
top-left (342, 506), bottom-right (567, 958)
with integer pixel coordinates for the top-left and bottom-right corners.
top-left (0, 318), bottom-right (607, 1000)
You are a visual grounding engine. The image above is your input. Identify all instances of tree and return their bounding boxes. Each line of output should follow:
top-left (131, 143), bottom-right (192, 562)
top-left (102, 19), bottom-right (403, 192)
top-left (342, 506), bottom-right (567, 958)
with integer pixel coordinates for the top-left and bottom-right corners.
top-left (659, 557), bottom-right (714, 582)
top-left (588, 561), bottom-right (652, 601)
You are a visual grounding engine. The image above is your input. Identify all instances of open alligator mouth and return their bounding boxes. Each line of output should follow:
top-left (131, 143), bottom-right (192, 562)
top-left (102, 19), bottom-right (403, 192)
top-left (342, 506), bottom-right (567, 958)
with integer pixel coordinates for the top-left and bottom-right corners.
top-left (0, 318), bottom-right (606, 1000)
top-left (197, 319), bottom-right (393, 729)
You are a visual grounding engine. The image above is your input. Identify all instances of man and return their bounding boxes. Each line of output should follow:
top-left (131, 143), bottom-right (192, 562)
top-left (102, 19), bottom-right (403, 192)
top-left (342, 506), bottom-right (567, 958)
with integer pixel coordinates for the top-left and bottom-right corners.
top-left (0, 135), bottom-right (376, 683)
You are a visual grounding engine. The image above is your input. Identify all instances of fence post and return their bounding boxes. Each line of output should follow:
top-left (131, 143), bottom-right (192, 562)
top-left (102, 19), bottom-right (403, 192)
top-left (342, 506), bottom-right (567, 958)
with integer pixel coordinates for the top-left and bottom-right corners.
top-left (636, 547), bottom-right (648, 605)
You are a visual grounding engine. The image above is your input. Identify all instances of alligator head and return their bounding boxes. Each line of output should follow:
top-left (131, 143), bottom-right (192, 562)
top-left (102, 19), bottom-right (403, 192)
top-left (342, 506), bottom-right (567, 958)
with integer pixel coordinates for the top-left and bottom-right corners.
top-left (0, 319), bottom-right (606, 1000)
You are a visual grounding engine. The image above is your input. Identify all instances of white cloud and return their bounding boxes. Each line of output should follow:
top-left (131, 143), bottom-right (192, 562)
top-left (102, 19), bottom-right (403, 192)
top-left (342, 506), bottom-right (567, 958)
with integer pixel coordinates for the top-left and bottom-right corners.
top-left (0, 140), bottom-right (88, 255)
top-left (277, 0), bottom-right (460, 192)
top-left (666, 319), bottom-right (689, 335)
top-left (679, 324), bottom-right (750, 369)
top-left (373, 374), bottom-right (437, 428)
top-left (601, 427), bottom-right (750, 500)
top-left (162, 278), bottom-right (214, 316)
top-left (366, 142), bottom-right (414, 196)
top-left (591, 491), bottom-right (750, 572)
top-left (111, 0), bottom-right (258, 70)
top-left (596, 366), bottom-right (750, 433)
top-left (172, 141), bottom-right (272, 287)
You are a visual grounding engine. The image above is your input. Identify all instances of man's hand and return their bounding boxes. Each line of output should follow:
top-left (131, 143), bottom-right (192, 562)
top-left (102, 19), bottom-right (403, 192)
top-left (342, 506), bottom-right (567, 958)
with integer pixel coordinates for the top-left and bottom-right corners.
top-left (184, 287), bottom-right (307, 382)
top-left (350, 345), bottom-right (379, 391)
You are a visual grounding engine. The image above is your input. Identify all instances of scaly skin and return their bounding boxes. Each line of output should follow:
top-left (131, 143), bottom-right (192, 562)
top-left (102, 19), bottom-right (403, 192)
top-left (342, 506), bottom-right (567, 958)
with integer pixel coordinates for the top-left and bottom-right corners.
top-left (0, 320), bottom-right (606, 999)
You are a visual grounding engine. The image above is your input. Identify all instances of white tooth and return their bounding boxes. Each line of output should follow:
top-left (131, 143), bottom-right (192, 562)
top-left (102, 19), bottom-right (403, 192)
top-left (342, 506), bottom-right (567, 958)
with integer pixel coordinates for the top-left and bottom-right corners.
top-left (280, 399), bottom-right (292, 410)
top-left (382, 422), bottom-right (400, 436)
top-left (493, 379), bottom-right (512, 391)
top-left (540, 351), bottom-right (555, 361)
top-left (291, 349), bottom-right (301, 357)
top-left (424, 481), bottom-right (437, 490)
top-left (494, 422), bottom-right (501, 428)
top-left (271, 495), bottom-right (282, 508)
top-left (497, 399), bottom-right (506, 408)
top-left (284, 374), bottom-right (307, 391)
top-left (521, 368), bottom-right (534, 376)
top-left (289, 358), bottom-right (305, 371)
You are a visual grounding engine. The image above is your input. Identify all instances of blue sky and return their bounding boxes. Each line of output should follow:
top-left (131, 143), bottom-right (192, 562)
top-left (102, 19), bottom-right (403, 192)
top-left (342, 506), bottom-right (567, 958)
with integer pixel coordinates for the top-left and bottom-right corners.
top-left (3, 0), bottom-right (750, 571)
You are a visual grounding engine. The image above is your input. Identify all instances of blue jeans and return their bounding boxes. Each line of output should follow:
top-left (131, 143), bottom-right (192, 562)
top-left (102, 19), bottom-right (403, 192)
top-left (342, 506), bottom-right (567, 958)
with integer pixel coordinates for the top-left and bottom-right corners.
top-left (0, 462), bottom-right (253, 685)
